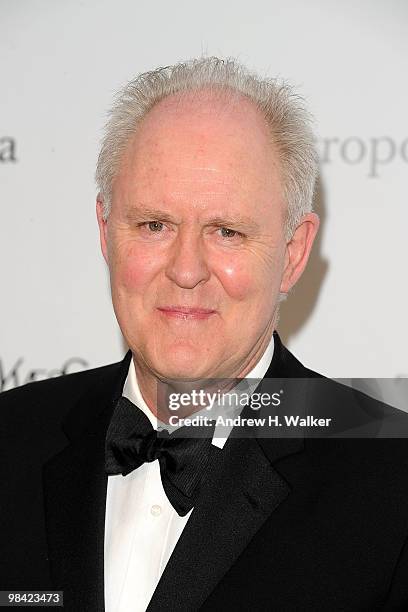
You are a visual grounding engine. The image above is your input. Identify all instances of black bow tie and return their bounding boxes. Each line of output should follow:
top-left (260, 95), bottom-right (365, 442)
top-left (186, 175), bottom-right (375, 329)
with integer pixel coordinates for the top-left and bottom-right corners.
top-left (105, 396), bottom-right (216, 516)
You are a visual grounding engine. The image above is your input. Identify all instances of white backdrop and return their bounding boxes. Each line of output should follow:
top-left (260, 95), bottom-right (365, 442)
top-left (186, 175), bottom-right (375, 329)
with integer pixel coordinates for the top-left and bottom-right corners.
top-left (1, 0), bottom-right (407, 392)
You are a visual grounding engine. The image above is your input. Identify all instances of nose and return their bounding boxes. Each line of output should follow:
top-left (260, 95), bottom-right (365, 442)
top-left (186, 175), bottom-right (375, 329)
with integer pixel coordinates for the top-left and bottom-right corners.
top-left (165, 228), bottom-right (210, 289)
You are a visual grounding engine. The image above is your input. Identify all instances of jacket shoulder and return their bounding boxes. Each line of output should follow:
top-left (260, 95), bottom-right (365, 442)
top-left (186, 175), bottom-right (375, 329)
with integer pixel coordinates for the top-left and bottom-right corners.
top-left (0, 359), bottom-right (125, 436)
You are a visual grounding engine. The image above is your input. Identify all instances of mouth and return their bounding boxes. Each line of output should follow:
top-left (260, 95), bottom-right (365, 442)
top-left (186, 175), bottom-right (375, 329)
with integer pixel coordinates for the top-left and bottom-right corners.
top-left (157, 306), bottom-right (217, 320)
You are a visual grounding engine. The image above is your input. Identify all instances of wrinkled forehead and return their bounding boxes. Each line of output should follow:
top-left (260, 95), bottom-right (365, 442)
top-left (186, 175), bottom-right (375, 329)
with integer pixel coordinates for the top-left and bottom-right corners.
top-left (112, 88), bottom-right (286, 221)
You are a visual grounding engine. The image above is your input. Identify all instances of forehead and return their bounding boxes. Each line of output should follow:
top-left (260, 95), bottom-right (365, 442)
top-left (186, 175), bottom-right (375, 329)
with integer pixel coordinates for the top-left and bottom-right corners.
top-left (113, 88), bottom-right (284, 212)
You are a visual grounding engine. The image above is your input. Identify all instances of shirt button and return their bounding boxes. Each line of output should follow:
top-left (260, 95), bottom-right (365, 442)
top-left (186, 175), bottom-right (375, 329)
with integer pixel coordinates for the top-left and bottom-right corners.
top-left (150, 504), bottom-right (162, 517)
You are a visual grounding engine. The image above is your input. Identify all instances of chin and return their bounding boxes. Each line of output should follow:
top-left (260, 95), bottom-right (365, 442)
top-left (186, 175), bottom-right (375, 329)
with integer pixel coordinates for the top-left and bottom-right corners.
top-left (157, 361), bottom-right (210, 382)
top-left (153, 346), bottom-right (217, 381)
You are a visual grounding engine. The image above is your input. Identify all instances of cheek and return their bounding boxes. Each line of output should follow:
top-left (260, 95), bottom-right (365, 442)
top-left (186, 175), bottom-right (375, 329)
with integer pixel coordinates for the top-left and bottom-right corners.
top-left (213, 253), bottom-right (267, 302)
top-left (112, 243), bottom-right (162, 290)
top-left (212, 248), bottom-right (285, 307)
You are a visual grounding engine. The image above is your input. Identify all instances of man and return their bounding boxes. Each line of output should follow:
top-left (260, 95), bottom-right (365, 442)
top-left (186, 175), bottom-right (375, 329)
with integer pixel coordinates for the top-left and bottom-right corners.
top-left (1, 57), bottom-right (408, 611)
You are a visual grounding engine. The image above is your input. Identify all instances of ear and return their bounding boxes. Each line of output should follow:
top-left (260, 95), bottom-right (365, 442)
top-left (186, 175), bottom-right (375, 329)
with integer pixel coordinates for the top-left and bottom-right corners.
top-left (280, 212), bottom-right (320, 294)
top-left (96, 196), bottom-right (109, 264)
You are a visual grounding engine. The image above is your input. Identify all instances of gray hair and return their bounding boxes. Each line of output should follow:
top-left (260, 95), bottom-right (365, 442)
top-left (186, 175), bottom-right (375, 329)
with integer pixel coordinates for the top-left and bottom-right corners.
top-left (95, 56), bottom-right (318, 238)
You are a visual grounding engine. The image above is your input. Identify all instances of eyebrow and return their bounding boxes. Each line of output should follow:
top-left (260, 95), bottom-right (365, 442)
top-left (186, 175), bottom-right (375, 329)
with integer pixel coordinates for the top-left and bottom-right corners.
top-left (125, 206), bottom-right (176, 224)
top-left (125, 206), bottom-right (261, 233)
top-left (204, 215), bottom-right (261, 233)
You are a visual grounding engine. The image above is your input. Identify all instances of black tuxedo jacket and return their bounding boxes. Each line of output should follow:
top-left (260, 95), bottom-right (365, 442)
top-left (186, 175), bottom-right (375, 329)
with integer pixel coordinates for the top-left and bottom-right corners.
top-left (1, 333), bottom-right (408, 611)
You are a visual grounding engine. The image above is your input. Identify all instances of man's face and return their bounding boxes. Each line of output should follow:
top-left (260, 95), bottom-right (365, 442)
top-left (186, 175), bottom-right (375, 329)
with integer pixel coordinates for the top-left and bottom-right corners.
top-left (97, 91), bottom-right (314, 380)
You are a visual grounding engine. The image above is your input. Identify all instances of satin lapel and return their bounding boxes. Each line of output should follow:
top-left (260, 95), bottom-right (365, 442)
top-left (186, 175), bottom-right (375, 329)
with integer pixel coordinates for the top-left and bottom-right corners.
top-left (42, 352), bottom-right (132, 612)
top-left (147, 435), bottom-right (303, 612)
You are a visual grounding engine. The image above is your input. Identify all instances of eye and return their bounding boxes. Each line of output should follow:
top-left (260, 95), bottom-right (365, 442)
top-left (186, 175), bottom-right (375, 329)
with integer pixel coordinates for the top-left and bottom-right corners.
top-left (219, 227), bottom-right (240, 238)
top-left (135, 220), bottom-right (170, 241)
top-left (147, 221), bottom-right (164, 232)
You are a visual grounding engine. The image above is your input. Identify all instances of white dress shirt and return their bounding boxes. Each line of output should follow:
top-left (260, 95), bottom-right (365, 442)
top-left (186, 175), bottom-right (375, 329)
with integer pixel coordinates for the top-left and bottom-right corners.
top-left (104, 335), bottom-right (275, 612)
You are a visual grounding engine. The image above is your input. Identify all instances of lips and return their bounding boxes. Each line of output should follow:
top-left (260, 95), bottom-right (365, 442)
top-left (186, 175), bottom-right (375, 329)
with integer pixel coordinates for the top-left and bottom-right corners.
top-left (157, 306), bottom-right (216, 320)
